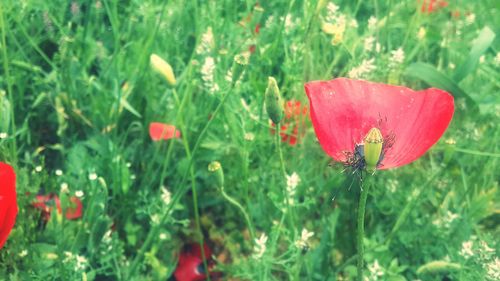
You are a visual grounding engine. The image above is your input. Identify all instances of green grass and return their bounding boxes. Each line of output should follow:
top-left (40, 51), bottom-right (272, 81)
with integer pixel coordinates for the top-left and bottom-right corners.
top-left (0, 0), bottom-right (499, 280)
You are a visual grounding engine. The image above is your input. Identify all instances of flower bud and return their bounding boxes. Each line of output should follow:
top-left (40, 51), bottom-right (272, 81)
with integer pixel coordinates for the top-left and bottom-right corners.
top-left (265, 77), bottom-right (284, 124)
top-left (208, 161), bottom-right (224, 187)
top-left (363, 128), bottom-right (383, 172)
top-left (231, 51), bottom-right (250, 84)
top-left (150, 54), bottom-right (176, 86)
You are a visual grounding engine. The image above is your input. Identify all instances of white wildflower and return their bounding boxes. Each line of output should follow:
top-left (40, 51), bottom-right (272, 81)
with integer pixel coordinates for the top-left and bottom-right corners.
top-left (349, 19), bottom-right (358, 28)
top-left (479, 55), bottom-right (485, 64)
top-left (265, 15), bottom-right (275, 28)
top-left (390, 47), bottom-right (405, 67)
top-left (102, 230), bottom-right (112, 244)
top-left (364, 36), bottom-right (375, 52)
top-left (253, 233), bottom-right (268, 259)
top-left (35, 166), bottom-right (43, 173)
top-left (244, 132), bottom-right (255, 141)
top-left (459, 240), bottom-right (474, 259)
top-left (486, 258), bottom-right (500, 280)
top-left (465, 13), bottom-right (475, 26)
top-left (433, 211), bottom-right (459, 228)
top-left (60, 182), bottom-right (69, 194)
top-left (159, 232), bottom-right (168, 240)
top-left (348, 58), bottom-right (376, 79)
top-left (0, 132), bottom-right (7, 139)
top-left (284, 14), bottom-right (295, 33)
top-left (63, 251), bottom-right (74, 263)
top-left (18, 250), bottom-right (28, 258)
top-left (368, 260), bottom-right (384, 280)
top-left (75, 255), bottom-right (88, 271)
top-left (55, 169), bottom-right (63, 176)
top-left (150, 214), bottom-right (161, 225)
top-left (89, 172), bottom-right (98, 181)
top-left (201, 57), bottom-right (220, 94)
top-left (75, 190), bottom-right (84, 198)
top-left (494, 52), bottom-right (500, 66)
top-left (449, 63), bottom-right (456, 69)
top-left (286, 172), bottom-right (300, 193)
top-left (479, 241), bottom-right (495, 260)
top-left (368, 16), bottom-right (377, 30)
top-left (295, 228), bottom-right (314, 249)
top-left (161, 186), bottom-right (172, 205)
top-left (196, 27), bottom-right (214, 55)
top-left (387, 179), bottom-right (398, 193)
top-left (326, 3), bottom-right (339, 22)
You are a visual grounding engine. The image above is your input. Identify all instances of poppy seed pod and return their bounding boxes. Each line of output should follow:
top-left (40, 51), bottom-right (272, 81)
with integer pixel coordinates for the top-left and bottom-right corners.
top-left (363, 128), bottom-right (383, 173)
top-left (265, 77), bottom-right (284, 124)
top-left (150, 54), bottom-right (176, 86)
top-left (208, 161), bottom-right (224, 187)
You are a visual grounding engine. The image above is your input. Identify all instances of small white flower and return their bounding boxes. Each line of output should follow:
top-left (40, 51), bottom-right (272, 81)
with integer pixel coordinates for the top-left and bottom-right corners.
top-left (60, 182), bottom-right (69, 193)
top-left (465, 13), bottom-right (475, 26)
top-left (295, 228), bottom-right (314, 249)
top-left (161, 186), bottom-right (172, 205)
top-left (201, 57), bottom-right (219, 94)
top-left (75, 190), bottom-right (84, 198)
top-left (486, 257), bottom-right (500, 280)
top-left (349, 19), bottom-right (358, 28)
top-left (459, 240), bottom-right (474, 259)
top-left (102, 230), bottom-right (112, 244)
top-left (286, 172), bottom-right (301, 193)
top-left (151, 214), bottom-right (161, 225)
top-left (449, 63), bottom-right (456, 69)
top-left (244, 132), bottom-right (255, 141)
top-left (326, 3), bottom-right (339, 19)
top-left (348, 58), bottom-right (376, 79)
top-left (196, 27), bottom-right (214, 55)
top-left (159, 233), bottom-right (168, 240)
top-left (18, 250), bottom-right (28, 258)
top-left (364, 36), bottom-right (375, 52)
top-left (265, 15), bottom-right (275, 28)
top-left (55, 169), bottom-right (63, 176)
top-left (0, 132), bottom-right (7, 139)
top-left (368, 16), bottom-right (377, 30)
top-left (35, 166), bottom-right (43, 173)
top-left (494, 52), bottom-right (500, 66)
top-left (253, 233), bottom-right (268, 259)
top-left (479, 55), bottom-right (485, 64)
top-left (130, 174), bottom-right (136, 180)
top-left (75, 255), bottom-right (88, 271)
top-left (89, 173), bottom-right (98, 181)
top-left (387, 179), bottom-right (398, 193)
top-left (63, 251), bottom-right (74, 263)
top-left (126, 162), bottom-right (132, 168)
top-left (390, 47), bottom-right (405, 66)
top-left (368, 260), bottom-right (384, 279)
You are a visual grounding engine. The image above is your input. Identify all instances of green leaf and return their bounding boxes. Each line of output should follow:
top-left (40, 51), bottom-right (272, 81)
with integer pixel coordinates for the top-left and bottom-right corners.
top-left (453, 26), bottom-right (496, 82)
top-left (404, 62), bottom-right (478, 112)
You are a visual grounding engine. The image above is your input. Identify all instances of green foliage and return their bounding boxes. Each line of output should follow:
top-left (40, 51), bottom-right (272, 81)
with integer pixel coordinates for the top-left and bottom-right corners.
top-left (0, 0), bottom-right (499, 280)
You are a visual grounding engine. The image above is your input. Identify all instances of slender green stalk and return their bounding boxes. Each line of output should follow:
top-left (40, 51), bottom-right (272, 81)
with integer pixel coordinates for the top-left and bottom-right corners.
top-left (357, 178), bottom-right (371, 281)
top-left (276, 127), bottom-right (297, 228)
top-left (220, 185), bottom-right (255, 241)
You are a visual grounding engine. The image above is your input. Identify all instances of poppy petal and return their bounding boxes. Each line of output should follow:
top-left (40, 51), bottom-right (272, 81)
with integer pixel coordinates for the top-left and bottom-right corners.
top-left (149, 122), bottom-right (181, 141)
top-left (305, 78), bottom-right (454, 169)
top-left (0, 162), bottom-right (17, 249)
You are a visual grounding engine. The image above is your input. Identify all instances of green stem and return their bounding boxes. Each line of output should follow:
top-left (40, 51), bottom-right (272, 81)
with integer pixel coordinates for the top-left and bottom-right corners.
top-left (276, 127), bottom-right (296, 228)
top-left (357, 178), bottom-right (371, 281)
top-left (220, 185), bottom-right (255, 241)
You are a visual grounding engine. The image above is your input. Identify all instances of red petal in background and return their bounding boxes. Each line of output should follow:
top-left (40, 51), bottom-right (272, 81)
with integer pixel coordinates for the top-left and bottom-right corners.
top-left (0, 162), bottom-right (18, 249)
top-left (305, 78), bottom-right (454, 169)
top-left (149, 122), bottom-right (181, 141)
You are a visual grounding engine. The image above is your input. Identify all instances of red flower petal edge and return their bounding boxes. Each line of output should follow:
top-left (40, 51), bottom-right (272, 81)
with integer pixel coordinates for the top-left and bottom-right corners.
top-left (32, 194), bottom-right (83, 221)
top-left (305, 78), bottom-right (454, 169)
top-left (149, 122), bottom-right (181, 141)
top-left (0, 162), bottom-right (18, 249)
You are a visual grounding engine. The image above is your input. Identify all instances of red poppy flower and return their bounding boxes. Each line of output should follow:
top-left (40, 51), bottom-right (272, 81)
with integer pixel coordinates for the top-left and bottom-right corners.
top-left (420, 0), bottom-right (448, 13)
top-left (271, 100), bottom-right (309, 146)
top-left (174, 242), bottom-right (221, 281)
top-left (305, 78), bottom-right (454, 170)
top-left (149, 122), bottom-right (181, 141)
top-left (0, 162), bottom-right (17, 249)
top-left (32, 194), bottom-right (83, 221)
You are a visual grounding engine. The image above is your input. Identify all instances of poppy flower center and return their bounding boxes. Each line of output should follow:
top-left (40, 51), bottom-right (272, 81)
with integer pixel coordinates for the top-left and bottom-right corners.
top-left (363, 127), bottom-right (384, 172)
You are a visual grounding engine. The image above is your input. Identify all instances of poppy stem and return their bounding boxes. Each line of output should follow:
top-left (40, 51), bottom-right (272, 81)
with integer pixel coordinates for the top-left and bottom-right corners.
top-left (220, 185), bottom-right (256, 241)
top-left (357, 176), bottom-right (372, 281)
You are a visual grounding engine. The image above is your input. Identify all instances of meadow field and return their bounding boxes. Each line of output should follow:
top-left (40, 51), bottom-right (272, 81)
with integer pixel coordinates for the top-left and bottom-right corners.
top-left (0, 0), bottom-right (499, 280)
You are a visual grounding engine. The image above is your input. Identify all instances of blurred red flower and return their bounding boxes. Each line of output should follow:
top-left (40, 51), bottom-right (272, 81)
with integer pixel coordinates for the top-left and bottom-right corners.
top-left (305, 78), bottom-right (454, 170)
top-left (271, 100), bottom-right (309, 146)
top-left (0, 162), bottom-right (17, 249)
top-left (420, 0), bottom-right (448, 13)
top-left (174, 242), bottom-right (221, 281)
top-left (149, 122), bottom-right (181, 141)
top-left (32, 194), bottom-right (83, 221)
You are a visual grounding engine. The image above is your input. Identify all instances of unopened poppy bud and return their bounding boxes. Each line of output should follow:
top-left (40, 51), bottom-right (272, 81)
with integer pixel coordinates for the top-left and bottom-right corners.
top-left (416, 261), bottom-right (461, 275)
top-left (265, 77), bottom-right (284, 124)
top-left (208, 161), bottom-right (224, 187)
top-left (231, 52), bottom-right (250, 83)
top-left (363, 128), bottom-right (383, 173)
top-left (150, 54), bottom-right (176, 86)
